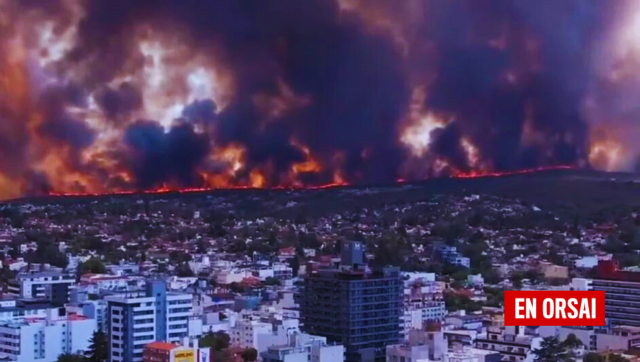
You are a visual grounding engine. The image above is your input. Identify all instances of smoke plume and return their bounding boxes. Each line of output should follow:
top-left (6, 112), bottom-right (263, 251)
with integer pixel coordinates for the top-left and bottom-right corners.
top-left (0, 0), bottom-right (638, 198)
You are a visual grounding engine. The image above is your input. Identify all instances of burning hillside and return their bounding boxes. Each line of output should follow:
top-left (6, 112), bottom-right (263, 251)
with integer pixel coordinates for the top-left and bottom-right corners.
top-left (1, 0), bottom-right (640, 199)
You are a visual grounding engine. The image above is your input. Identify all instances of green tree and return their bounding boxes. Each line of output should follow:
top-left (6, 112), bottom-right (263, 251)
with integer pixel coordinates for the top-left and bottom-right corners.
top-left (84, 330), bottom-right (108, 362)
top-left (607, 354), bottom-right (630, 362)
top-left (176, 263), bottom-right (195, 277)
top-left (532, 336), bottom-right (573, 362)
top-left (241, 347), bottom-right (258, 362)
top-left (263, 276), bottom-right (281, 286)
top-left (584, 353), bottom-right (604, 362)
top-left (56, 353), bottom-right (83, 362)
top-left (199, 331), bottom-right (230, 351)
top-left (79, 258), bottom-right (107, 274)
top-left (561, 333), bottom-right (583, 350)
top-left (510, 272), bottom-right (524, 289)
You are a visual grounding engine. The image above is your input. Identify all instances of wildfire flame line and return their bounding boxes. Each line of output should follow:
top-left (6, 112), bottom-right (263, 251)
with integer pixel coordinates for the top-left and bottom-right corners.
top-left (44, 165), bottom-right (576, 198)
top-left (450, 165), bottom-right (575, 179)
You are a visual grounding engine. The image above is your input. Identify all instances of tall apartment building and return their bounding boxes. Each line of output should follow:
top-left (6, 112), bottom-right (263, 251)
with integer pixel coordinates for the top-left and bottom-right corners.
top-left (105, 281), bottom-right (194, 362)
top-left (299, 241), bottom-right (403, 362)
top-left (590, 260), bottom-right (640, 327)
top-left (0, 308), bottom-right (96, 362)
top-left (8, 271), bottom-right (75, 306)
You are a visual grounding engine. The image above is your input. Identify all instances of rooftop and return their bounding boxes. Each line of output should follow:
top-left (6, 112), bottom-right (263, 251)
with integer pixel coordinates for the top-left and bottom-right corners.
top-left (145, 341), bottom-right (177, 351)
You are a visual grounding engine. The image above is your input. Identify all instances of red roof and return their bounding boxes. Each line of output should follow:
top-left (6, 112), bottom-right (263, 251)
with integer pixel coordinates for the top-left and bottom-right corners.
top-left (145, 341), bottom-right (176, 352)
top-left (68, 313), bottom-right (88, 321)
top-left (279, 247), bottom-right (296, 255)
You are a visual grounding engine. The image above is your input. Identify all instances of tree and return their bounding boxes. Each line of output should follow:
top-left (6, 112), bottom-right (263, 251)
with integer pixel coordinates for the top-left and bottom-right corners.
top-left (532, 336), bottom-right (573, 362)
top-left (510, 272), bottom-right (523, 289)
top-left (263, 277), bottom-right (281, 286)
top-left (176, 263), bottom-right (195, 277)
top-left (84, 330), bottom-right (108, 362)
top-left (607, 354), bottom-right (630, 362)
top-left (241, 348), bottom-right (258, 362)
top-left (199, 331), bottom-right (230, 351)
top-left (56, 353), bottom-right (83, 362)
top-left (584, 353), bottom-right (604, 362)
top-left (79, 258), bottom-right (107, 274)
top-left (197, 239), bottom-right (208, 254)
top-left (561, 333), bottom-right (583, 349)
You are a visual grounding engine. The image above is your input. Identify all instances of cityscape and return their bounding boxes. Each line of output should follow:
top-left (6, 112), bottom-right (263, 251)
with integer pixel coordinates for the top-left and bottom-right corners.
top-left (0, 170), bottom-right (635, 362)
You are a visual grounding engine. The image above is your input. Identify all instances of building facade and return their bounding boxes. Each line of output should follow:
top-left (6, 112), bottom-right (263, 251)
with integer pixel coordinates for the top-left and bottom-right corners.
top-left (299, 241), bottom-right (403, 362)
top-left (0, 308), bottom-right (96, 362)
top-left (143, 339), bottom-right (210, 362)
top-left (474, 326), bottom-right (541, 362)
top-left (8, 271), bottom-right (75, 306)
top-left (105, 281), bottom-right (194, 362)
top-left (591, 260), bottom-right (640, 327)
top-left (261, 333), bottom-right (344, 362)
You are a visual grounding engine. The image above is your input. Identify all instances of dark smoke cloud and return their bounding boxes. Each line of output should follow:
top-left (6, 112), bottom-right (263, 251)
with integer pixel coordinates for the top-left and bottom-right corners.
top-left (182, 99), bottom-right (217, 127)
top-left (1, 0), bottom-right (631, 196)
top-left (123, 121), bottom-right (210, 189)
top-left (37, 83), bottom-right (94, 151)
top-left (96, 82), bottom-right (143, 123)
top-left (414, 0), bottom-right (603, 171)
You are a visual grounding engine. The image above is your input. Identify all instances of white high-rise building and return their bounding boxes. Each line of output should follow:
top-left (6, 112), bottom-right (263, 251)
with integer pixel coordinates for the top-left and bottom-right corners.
top-left (0, 308), bottom-right (96, 362)
top-left (105, 281), bottom-right (196, 362)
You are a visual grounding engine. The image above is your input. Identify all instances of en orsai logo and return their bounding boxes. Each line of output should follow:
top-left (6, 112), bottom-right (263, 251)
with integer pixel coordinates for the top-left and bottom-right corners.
top-left (504, 291), bottom-right (605, 326)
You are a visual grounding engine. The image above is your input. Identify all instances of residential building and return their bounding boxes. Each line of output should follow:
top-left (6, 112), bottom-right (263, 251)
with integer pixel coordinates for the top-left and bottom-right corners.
top-left (403, 279), bottom-right (445, 337)
top-left (558, 326), bottom-right (640, 352)
top-left (261, 333), bottom-right (344, 362)
top-left (0, 297), bottom-right (59, 322)
top-left (143, 339), bottom-right (210, 362)
top-left (386, 330), bottom-right (446, 362)
top-left (230, 317), bottom-right (300, 354)
top-left (474, 326), bottom-right (541, 362)
top-left (591, 260), bottom-right (640, 327)
top-left (8, 271), bottom-right (75, 306)
top-left (80, 274), bottom-right (146, 292)
top-left (467, 275), bottom-right (484, 287)
top-left (433, 245), bottom-right (470, 268)
top-left (299, 241), bottom-right (403, 362)
top-left (105, 280), bottom-right (194, 362)
top-left (446, 346), bottom-right (502, 362)
top-left (0, 308), bottom-right (96, 362)
top-left (538, 262), bottom-right (569, 280)
top-left (79, 300), bottom-right (108, 332)
top-left (107, 263), bottom-right (141, 276)
top-left (445, 311), bottom-right (483, 331)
